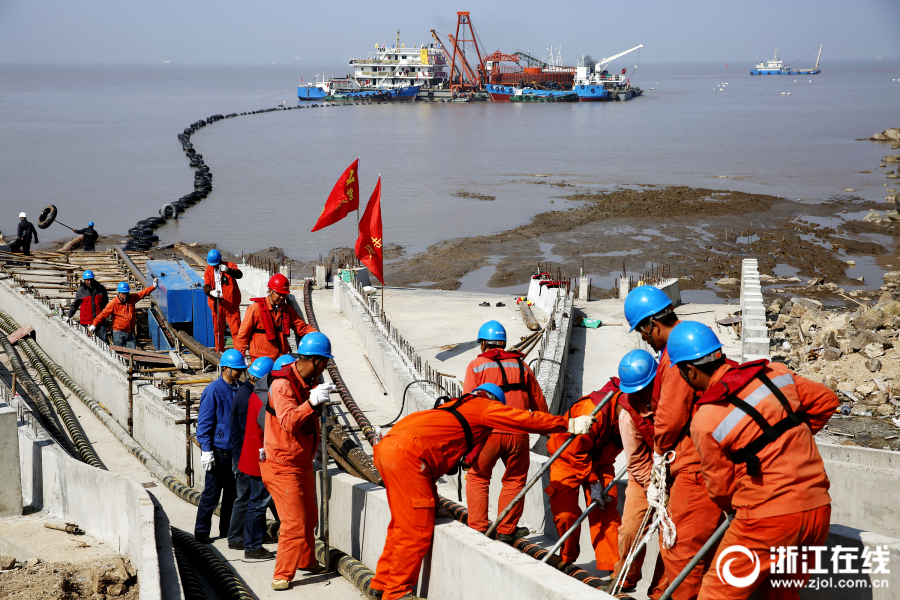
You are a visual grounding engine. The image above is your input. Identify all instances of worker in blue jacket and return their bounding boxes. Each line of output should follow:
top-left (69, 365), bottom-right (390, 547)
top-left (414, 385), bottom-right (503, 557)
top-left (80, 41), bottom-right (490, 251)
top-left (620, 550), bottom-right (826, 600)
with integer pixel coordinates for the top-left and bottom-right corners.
top-left (194, 349), bottom-right (247, 544)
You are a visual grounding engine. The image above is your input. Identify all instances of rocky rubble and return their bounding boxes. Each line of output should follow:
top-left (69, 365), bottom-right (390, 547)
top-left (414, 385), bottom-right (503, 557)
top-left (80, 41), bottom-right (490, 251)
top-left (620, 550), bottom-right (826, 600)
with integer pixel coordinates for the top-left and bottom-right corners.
top-left (868, 127), bottom-right (900, 149)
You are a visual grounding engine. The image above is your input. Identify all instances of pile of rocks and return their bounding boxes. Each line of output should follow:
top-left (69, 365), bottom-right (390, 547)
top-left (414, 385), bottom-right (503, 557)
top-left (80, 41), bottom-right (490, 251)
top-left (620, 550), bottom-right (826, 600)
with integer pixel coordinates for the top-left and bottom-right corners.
top-left (868, 127), bottom-right (900, 149)
top-left (767, 288), bottom-right (900, 418)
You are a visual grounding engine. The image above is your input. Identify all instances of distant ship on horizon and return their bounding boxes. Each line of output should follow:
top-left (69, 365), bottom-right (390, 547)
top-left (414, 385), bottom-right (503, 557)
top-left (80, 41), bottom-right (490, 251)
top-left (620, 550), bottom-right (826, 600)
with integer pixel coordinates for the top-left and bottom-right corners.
top-left (751, 46), bottom-right (822, 75)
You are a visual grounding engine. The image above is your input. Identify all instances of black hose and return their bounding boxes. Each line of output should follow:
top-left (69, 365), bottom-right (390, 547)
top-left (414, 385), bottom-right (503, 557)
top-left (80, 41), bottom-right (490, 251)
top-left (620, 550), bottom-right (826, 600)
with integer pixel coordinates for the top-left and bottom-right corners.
top-left (315, 540), bottom-right (376, 595)
top-left (172, 543), bottom-right (207, 600)
top-left (171, 528), bottom-right (253, 600)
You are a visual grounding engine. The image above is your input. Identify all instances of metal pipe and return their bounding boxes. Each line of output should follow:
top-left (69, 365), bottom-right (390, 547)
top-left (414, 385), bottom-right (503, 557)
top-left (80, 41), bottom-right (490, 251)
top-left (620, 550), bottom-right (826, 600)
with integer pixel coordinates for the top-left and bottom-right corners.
top-left (485, 390), bottom-right (614, 538)
top-left (658, 514), bottom-right (733, 600)
top-left (541, 465), bottom-right (627, 563)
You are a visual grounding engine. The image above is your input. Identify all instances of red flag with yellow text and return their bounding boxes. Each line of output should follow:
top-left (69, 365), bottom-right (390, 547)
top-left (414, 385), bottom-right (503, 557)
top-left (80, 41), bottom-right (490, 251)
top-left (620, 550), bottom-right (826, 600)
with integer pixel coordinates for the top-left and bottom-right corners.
top-left (311, 159), bottom-right (359, 232)
top-left (355, 177), bottom-right (383, 284)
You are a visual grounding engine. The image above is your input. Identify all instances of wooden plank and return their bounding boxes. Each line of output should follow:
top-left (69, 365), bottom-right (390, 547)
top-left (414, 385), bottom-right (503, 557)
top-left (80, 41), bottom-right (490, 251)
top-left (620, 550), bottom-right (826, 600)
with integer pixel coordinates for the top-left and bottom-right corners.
top-left (109, 345), bottom-right (175, 361)
top-left (117, 353), bottom-right (175, 365)
top-left (6, 325), bottom-right (34, 344)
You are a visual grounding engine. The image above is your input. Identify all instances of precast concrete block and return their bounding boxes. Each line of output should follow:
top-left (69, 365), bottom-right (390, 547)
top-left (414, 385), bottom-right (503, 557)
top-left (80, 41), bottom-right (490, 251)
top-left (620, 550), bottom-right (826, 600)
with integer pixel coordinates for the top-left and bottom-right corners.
top-left (0, 406), bottom-right (22, 517)
top-left (316, 265), bottom-right (327, 288)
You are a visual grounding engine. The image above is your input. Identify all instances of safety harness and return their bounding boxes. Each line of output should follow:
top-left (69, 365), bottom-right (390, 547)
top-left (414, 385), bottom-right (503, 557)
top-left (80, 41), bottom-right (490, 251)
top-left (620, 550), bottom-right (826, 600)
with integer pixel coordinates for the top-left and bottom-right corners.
top-left (251, 298), bottom-right (290, 345)
top-left (433, 395), bottom-right (474, 476)
top-left (490, 352), bottom-right (535, 406)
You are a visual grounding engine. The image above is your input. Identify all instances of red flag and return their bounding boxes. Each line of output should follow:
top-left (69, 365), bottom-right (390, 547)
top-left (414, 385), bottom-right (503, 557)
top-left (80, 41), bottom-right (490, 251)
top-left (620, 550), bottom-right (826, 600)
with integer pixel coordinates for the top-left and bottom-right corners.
top-left (311, 159), bottom-right (359, 232)
top-left (355, 177), bottom-right (383, 284)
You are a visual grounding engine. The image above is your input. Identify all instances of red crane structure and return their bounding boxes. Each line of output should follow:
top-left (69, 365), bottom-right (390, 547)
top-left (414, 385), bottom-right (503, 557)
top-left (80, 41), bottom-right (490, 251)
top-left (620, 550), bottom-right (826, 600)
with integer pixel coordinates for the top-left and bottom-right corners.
top-left (447, 12), bottom-right (486, 91)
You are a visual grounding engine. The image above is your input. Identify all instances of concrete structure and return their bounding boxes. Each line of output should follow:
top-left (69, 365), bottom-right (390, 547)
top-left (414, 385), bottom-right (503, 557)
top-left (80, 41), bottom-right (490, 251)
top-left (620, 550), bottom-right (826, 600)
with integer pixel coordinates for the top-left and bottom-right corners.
top-left (740, 258), bottom-right (770, 361)
top-left (0, 404), bottom-right (22, 517)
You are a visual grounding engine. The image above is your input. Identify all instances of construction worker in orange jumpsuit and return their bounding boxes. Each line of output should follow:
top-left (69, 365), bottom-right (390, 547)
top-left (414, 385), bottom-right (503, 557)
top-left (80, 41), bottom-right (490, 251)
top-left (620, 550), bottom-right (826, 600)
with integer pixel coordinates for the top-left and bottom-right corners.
top-left (234, 273), bottom-right (316, 362)
top-left (259, 333), bottom-right (336, 590)
top-left (90, 279), bottom-right (157, 349)
top-left (668, 322), bottom-right (837, 600)
top-left (624, 286), bottom-right (724, 600)
top-left (204, 249), bottom-right (243, 353)
top-left (613, 349), bottom-right (668, 598)
top-left (462, 320), bottom-right (548, 542)
top-left (369, 383), bottom-right (596, 600)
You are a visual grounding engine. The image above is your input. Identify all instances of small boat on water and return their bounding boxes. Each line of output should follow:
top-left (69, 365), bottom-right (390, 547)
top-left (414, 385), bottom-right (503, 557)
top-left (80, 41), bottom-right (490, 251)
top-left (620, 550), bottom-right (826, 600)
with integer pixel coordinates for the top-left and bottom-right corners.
top-left (750, 46), bottom-right (822, 75)
top-left (510, 92), bottom-right (577, 102)
top-left (485, 84), bottom-right (577, 102)
top-left (572, 44), bottom-right (643, 101)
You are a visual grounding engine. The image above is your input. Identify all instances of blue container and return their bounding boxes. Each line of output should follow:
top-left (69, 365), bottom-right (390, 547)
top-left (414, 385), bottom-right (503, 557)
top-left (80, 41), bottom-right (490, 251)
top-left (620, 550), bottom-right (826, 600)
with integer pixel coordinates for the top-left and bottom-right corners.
top-left (145, 260), bottom-right (215, 348)
top-left (148, 309), bottom-right (173, 351)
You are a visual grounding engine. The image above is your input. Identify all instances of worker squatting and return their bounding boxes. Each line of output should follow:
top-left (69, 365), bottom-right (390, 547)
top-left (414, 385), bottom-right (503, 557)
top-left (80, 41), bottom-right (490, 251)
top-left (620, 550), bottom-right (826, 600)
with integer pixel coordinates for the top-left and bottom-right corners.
top-left (92, 264), bottom-right (836, 600)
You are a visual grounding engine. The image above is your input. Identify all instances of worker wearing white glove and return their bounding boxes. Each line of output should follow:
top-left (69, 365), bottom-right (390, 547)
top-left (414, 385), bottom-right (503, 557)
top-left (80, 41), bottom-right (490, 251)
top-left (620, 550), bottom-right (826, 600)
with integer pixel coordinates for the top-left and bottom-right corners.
top-left (373, 426), bottom-right (383, 444)
top-left (219, 263), bottom-right (229, 273)
top-left (567, 415), bottom-right (595, 435)
top-left (88, 325), bottom-right (96, 333)
top-left (201, 450), bottom-right (215, 471)
top-left (152, 277), bottom-right (159, 289)
top-left (589, 481), bottom-right (607, 508)
top-left (209, 289), bottom-right (221, 298)
top-left (309, 383), bottom-right (336, 407)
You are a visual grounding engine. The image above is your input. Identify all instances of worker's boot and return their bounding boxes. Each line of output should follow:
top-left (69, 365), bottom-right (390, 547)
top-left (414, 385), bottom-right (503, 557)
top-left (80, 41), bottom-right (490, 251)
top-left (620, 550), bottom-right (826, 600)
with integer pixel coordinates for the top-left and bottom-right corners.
top-left (367, 588), bottom-right (383, 599)
top-left (299, 562), bottom-right (328, 575)
top-left (498, 526), bottom-right (530, 543)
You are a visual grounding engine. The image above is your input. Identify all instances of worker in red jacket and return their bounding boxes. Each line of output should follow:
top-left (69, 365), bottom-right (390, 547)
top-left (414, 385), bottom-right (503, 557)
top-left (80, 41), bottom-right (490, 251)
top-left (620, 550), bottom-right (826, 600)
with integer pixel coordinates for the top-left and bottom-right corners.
top-left (91, 279), bottom-right (157, 349)
top-left (462, 320), bottom-right (548, 541)
top-left (67, 270), bottom-right (109, 341)
top-left (667, 322), bottom-right (837, 599)
top-left (369, 383), bottom-right (595, 600)
top-left (234, 274), bottom-right (316, 361)
top-left (204, 249), bottom-right (243, 353)
top-left (624, 286), bottom-right (724, 600)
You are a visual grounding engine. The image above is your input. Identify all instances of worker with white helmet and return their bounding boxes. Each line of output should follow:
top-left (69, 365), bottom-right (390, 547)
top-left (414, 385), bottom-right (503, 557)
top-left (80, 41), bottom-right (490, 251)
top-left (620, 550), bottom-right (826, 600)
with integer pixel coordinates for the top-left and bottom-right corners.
top-left (10, 212), bottom-right (39, 256)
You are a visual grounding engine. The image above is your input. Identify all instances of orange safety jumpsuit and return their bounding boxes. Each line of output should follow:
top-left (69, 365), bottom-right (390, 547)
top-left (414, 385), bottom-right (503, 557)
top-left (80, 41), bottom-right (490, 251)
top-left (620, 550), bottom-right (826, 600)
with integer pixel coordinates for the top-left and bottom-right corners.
top-left (233, 296), bottom-right (316, 361)
top-left (203, 262), bottom-right (242, 353)
top-left (615, 393), bottom-right (668, 598)
top-left (91, 286), bottom-right (155, 333)
top-left (258, 365), bottom-right (320, 582)
top-left (462, 348), bottom-right (548, 535)
top-left (545, 379), bottom-right (622, 570)
top-left (371, 394), bottom-right (568, 600)
top-left (691, 360), bottom-right (836, 600)
top-left (653, 341), bottom-right (725, 600)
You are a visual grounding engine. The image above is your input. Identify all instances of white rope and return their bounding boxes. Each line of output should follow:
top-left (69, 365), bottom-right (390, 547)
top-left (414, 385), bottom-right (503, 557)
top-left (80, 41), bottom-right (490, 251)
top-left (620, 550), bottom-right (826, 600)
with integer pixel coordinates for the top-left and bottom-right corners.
top-left (648, 451), bottom-right (677, 549)
top-left (611, 503), bottom-right (655, 595)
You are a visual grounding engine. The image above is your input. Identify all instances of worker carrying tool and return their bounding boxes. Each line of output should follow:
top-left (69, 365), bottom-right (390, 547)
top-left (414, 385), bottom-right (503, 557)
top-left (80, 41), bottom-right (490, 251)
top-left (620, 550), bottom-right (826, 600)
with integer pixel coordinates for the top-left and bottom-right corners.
top-left (10, 212), bottom-right (39, 256)
top-left (462, 320), bottom-right (548, 541)
top-left (203, 249), bottom-right (244, 353)
top-left (90, 279), bottom-right (157, 349)
top-left (611, 349), bottom-right (668, 598)
top-left (624, 285), bottom-right (724, 600)
top-left (194, 349), bottom-right (247, 545)
top-left (369, 383), bottom-right (595, 600)
top-left (545, 373), bottom-right (623, 571)
top-left (234, 273), bottom-right (316, 361)
top-left (259, 333), bottom-right (336, 590)
top-left (72, 221), bottom-right (99, 252)
top-left (668, 322), bottom-right (837, 599)
top-left (67, 270), bottom-right (110, 342)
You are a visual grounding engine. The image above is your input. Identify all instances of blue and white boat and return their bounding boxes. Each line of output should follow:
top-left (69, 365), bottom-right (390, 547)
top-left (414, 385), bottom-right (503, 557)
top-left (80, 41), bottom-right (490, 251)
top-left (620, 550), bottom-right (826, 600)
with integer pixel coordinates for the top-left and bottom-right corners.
top-left (485, 84), bottom-right (576, 102)
top-left (750, 46), bottom-right (822, 75)
top-left (297, 83), bottom-right (328, 101)
top-left (572, 44), bottom-right (643, 101)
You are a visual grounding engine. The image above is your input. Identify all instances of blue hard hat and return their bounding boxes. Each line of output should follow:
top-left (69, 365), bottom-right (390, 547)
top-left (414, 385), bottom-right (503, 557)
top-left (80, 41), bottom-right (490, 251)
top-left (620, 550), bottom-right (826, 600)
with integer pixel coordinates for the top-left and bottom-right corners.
top-left (117, 282), bottom-right (131, 293)
top-left (624, 286), bottom-right (673, 332)
top-left (473, 383), bottom-right (506, 404)
top-left (273, 354), bottom-right (296, 371)
top-left (297, 332), bottom-right (334, 358)
top-left (88, 221), bottom-right (94, 227)
top-left (618, 349), bottom-right (658, 393)
top-left (220, 349), bottom-right (248, 370)
top-left (82, 270), bottom-right (94, 280)
top-left (667, 321), bottom-right (723, 367)
top-left (206, 249), bottom-right (222, 266)
top-left (477, 320), bottom-right (507, 342)
top-left (248, 356), bottom-right (275, 379)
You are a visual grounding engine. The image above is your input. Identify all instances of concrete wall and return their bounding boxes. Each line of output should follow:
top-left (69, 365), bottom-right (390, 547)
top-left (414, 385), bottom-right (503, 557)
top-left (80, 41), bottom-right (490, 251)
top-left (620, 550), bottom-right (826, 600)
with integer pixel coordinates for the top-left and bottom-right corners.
top-left (0, 405), bottom-right (22, 517)
top-left (526, 280), bottom-right (575, 417)
top-left (740, 258), bottom-right (770, 362)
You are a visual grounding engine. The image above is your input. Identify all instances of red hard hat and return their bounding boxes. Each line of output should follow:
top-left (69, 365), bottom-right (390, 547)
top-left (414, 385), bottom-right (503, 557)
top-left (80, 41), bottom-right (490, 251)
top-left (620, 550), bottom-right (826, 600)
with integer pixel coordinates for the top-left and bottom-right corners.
top-left (268, 273), bottom-right (290, 294)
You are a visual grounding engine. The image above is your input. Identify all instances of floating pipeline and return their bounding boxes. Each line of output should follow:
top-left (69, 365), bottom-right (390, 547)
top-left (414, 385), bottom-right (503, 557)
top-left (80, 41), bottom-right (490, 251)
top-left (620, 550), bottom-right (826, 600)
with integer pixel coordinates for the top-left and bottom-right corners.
top-left (171, 528), bottom-right (253, 600)
top-left (171, 544), bottom-right (207, 600)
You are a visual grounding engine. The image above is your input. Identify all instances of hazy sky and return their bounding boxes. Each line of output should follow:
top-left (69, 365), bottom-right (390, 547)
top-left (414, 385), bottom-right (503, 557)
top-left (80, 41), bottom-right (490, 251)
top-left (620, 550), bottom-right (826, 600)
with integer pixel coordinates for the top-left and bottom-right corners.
top-left (1, 0), bottom-right (898, 66)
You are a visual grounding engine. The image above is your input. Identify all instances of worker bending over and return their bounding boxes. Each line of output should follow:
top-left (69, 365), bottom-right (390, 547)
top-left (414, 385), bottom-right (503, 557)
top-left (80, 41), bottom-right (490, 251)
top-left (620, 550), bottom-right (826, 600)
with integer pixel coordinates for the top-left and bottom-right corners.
top-left (612, 349), bottom-right (667, 598)
top-left (234, 273), bottom-right (316, 361)
top-left (194, 349), bottom-right (247, 544)
top-left (260, 333), bottom-right (336, 590)
top-left (624, 286), bottom-right (723, 600)
top-left (462, 320), bottom-right (548, 541)
top-left (91, 279), bottom-right (157, 349)
top-left (204, 249), bottom-right (244, 353)
top-left (73, 221), bottom-right (99, 252)
top-left (668, 322), bottom-right (837, 599)
top-left (370, 383), bottom-right (595, 600)
top-left (67, 271), bottom-right (109, 342)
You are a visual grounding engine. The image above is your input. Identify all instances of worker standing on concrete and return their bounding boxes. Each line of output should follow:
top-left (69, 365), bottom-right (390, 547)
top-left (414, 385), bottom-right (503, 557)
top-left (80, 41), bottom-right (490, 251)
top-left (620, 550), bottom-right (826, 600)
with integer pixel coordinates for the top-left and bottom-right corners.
top-left (260, 334), bottom-right (336, 589)
top-left (90, 279), bottom-right (157, 349)
top-left (10, 213), bottom-right (38, 256)
top-left (370, 383), bottom-right (595, 600)
top-left (203, 249), bottom-right (244, 353)
top-left (67, 271), bottom-right (110, 342)
top-left (668, 322), bottom-right (837, 598)
top-left (624, 286), bottom-right (723, 600)
top-left (194, 349), bottom-right (247, 544)
top-left (611, 349), bottom-right (667, 598)
top-left (72, 222), bottom-right (99, 252)
top-left (234, 273), bottom-right (316, 361)
top-left (228, 356), bottom-right (275, 556)
top-left (545, 376), bottom-right (623, 571)
top-left (462, 320), bottom-right (548, 541)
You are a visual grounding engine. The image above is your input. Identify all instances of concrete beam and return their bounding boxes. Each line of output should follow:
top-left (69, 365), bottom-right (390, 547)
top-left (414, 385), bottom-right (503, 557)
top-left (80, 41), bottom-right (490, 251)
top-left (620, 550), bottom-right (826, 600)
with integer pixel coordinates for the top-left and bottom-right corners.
top-left (0, 404), bottom-right (22, 517)
top-left (740, 259), bottom-right (770, 362)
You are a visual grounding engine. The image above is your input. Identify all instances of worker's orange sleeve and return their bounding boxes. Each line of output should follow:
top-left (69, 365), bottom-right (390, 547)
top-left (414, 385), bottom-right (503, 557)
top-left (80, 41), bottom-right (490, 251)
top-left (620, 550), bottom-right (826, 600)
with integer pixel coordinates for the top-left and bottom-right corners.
top-left (287, 304), bottom-right (317, 338)
top-left (233, 303), bottom-right (256, 354)
top-left (92, 298), bottom-right (117, 326)
top-left (270, 378), bottom-right (316, 435)
top-left (619, 411), bottom-right (652, 490)
top-left (691, 423), bottom-right (737, 512)
top-left (463, 364), bottom-right (477, 395)
top-left (652, 352), bottom-right (696, 455)
top-left (793, 375), bottom-right (839, 434)
top-left (527, 370), bottom-right (548, 413)
top-left (479, 401), bottom-right (567, 435)
top-left (135, 286), bottom-right (155, 301)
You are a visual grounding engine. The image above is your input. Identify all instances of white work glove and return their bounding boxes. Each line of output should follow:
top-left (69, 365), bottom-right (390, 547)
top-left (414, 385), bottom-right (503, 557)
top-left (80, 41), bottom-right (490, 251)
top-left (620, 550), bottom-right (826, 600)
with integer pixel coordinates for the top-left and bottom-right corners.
top-left (309, 383), bottom-right (336, 407)
top-left (258, 448), bottom-right (266, 462)
top-left (567, 415), bottom-right (595, 435)
top-left (201, 451), bottom-right (215, 471)
top-left (210, 289), bottom-right (221, 298)
top-left (152, 277), bottom-right (159, 288)
top-left (589, 481), bottom-right (607, 507)
top-left (65, 316), bottom-right (72, 325)
top-left (219, 264), bottom-right (229, 273)
top-left (373, 426), bottom-right (383, 444)
top-left (88, 325), bottom-right (96, 333)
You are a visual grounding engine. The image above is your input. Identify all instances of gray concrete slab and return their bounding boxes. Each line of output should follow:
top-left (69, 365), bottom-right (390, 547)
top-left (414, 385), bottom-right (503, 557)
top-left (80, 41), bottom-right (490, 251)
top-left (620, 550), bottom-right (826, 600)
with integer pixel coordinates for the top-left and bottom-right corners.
top-left (0, 405), bottom-right (22, 517)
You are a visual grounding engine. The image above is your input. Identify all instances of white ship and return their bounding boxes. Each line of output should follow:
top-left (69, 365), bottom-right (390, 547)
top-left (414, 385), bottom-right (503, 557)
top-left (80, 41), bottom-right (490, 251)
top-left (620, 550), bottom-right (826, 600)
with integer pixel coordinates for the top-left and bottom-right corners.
top-left (348, 31), bottom-right (449, 90)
